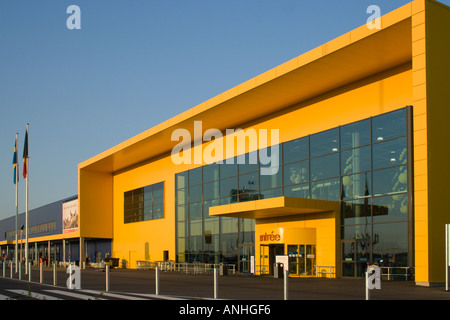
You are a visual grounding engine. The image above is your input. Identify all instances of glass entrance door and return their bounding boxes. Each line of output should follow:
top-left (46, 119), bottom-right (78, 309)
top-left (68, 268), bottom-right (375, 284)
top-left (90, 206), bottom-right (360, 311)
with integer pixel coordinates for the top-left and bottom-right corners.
top-left (288, 244), bottom-right (316, 277)
top-left (341, 239), bottom-right (369, 277)
top-left (238, 244), bottom-right (254, 273)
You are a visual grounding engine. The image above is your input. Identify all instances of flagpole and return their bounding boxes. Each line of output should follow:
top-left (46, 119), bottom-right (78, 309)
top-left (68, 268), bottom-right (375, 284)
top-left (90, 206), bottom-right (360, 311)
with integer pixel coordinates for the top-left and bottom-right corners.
top-left (25, 124), bottom-right (29, 274)
top-left (14, 133), bottom-right (19, 273)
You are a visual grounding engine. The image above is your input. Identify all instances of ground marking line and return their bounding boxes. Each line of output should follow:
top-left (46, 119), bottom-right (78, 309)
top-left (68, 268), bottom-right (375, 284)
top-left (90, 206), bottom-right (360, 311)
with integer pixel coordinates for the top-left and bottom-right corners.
top-left (43, 289), bottom-right (106, 300)
top-left (6, 289), bottom-right (62, 300)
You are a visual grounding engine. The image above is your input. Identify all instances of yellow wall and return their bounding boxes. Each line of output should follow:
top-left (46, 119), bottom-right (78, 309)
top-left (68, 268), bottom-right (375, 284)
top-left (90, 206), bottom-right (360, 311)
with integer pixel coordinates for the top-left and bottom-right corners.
top-left (426, 0), bottom-right (450, 284)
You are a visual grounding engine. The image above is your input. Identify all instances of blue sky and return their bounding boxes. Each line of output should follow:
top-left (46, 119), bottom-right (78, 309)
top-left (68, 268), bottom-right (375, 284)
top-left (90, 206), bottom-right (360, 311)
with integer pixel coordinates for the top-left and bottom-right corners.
top-left (0, 0), bottom-right (449, 220)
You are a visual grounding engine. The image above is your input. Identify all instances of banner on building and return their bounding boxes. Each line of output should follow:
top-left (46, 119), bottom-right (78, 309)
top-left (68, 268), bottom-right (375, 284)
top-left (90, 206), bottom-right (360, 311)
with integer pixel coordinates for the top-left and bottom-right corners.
top-left (63, 199), bottom-right (79, 233)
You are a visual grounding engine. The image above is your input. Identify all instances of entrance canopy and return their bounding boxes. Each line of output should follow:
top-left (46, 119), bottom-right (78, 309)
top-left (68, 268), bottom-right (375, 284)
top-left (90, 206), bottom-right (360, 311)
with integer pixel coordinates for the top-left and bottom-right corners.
top-left (209, 196), bottom-right (339, 219)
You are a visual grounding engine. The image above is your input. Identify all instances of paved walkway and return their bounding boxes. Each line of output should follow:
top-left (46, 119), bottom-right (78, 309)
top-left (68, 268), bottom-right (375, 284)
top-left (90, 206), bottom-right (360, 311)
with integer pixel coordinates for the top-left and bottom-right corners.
top-left (5, 265), bottom-right (450, 300)
top-left (77, 268), bottom-right (450, 300)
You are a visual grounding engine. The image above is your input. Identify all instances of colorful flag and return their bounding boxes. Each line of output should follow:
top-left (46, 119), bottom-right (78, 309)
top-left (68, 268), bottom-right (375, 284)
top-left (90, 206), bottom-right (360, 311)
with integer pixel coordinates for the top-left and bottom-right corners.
top-left (13, 138), bottom-right (18, 184)
top-left (23, 127), bottom-right (28, 179)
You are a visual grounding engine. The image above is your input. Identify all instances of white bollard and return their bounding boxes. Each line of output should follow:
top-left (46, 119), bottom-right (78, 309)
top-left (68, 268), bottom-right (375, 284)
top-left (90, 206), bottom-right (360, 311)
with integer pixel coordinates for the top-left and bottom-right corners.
top-left (214, 268), bottom-right (219, 299)
top-left (284, 269), bottom-right (289, 300)
top-left (2, 261), bottom-right (5, 277)
top-left (19, 262), bottom-right (21, 280)
top-left (365, 272), bottom-right (369, 300)
top-left (28, 262), bottom-right (32, 282)
top-left (53, 263), bottom-right (57, 286)
top-left (155, 266), bottom-right (160, 295)
top-left (106, 264), bottom-right (110, 292)
top-left (40, 262), bottom-right (43, 284)
top-left (10, 262), bottom-right (13, 279)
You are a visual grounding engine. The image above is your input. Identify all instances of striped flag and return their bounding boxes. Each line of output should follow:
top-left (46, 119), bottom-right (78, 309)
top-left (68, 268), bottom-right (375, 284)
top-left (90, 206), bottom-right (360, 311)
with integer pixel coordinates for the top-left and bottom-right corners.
top-left (23, 127), bottom-right (28, 179)
top-left (13, 137), bottom-right (18, 184)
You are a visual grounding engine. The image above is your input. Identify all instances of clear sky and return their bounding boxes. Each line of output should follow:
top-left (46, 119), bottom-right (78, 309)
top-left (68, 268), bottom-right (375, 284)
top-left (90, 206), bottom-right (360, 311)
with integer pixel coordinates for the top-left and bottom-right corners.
top-left (0, 0), bottom-right (449, 220)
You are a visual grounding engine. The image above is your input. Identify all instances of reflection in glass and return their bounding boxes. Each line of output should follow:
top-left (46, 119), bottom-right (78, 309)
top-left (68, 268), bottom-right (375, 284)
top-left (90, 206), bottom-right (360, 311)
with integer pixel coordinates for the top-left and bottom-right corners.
top-left (373, 166), bottom-right (407, 196)
top-left (311, 178), bottom-right (339, 201)
top-left (238, 172), bottom-right (259, 201)
top-left (189, 202), bottom-right (202, 220)
top-left (220, 157), bottom-right (237, 179)
top-left (260, 167), bottom-right (282, 190)
top-left (203, 181), bottom-right (219, 200)
top-left (203, 163), bottom-right (219, 183)
top-left (189, 167), bottom-right (202, 186)
top-left (220, 177), bottom-right (238, 201)
top-left (372, 137), bottom-right (407, 170)
top-left (310, 153), bottom-right (339, 181)
top-left (372, 108), bottom-right (406, 143)
top-left (238, 150), bottom-right (259, 174)
top-left (341, 198), bottom-right (371, 225)
top-left (340, 119), bottom-right (370, 150)
top-left (372, 194), bottom-right (408, 223)
top-left (284, 183), bottom-right (309, 199)
top-left (284, 160), bottom-right (308, 185)
top-left (189, 184), bottom-right (202, 203)
top-left (340, 146), bottom-right (371, 175)
top-left (310, 128), bottom-right (339, 157)
top-left (283, 137), bottom-right (308, 164)
top-left (341, 172), bottom-right (371, 200)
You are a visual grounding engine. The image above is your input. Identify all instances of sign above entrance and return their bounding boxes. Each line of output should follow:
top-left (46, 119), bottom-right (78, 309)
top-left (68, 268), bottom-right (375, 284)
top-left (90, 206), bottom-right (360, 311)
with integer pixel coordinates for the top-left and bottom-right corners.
top-left (259, 228), bottom-right (284, 243)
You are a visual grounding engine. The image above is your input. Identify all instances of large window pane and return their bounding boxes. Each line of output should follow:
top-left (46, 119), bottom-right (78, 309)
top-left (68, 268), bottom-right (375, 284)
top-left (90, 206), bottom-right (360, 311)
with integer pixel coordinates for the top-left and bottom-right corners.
top-left (310, 153), bottom-right (339, 181)
top-left (189, 202), bottom-right (202, 220)
top-left (373, 166), bottom-right (407, 196)
top-left (341, 172), bottom-right (371, 200)
top-left (310, 128), bottom-right (339, 157)
top-left (220, 176), bottom-right (238, 199)
top-left (176, 172), bottom-right (188, 190)
top-left (284, 160), bottom-right (308, 186)
top-left (189, 167), bottom-right (202, 186)
top-left (284, 183), bottom-right (309, 198)
top-left (238, 151), bottom-right (259, 174)
top-left (260, 167), bottom-right (282, 190)
top-left (203, 181), bottom-right (219, 200)
top-left (311, 178), bottom-right (340, 201)
top-left (238, 172), bottom-right (259, 202)
top-left (372, 222), bottom-right (408, 253)
top-left (220, 157), bottom-right (237, 179)
top-left (203, 163), bottom-right (219, 183)
top-left (340, 119), bottom-right (370, 150)
top-left (372, 109), bottom-right (407, 143)
top-left (372, 137), bottom-right (407, 170)
top-left (189, 184), bottom-right (202, 203)
top-left (260, 188), bottom-right (283, 199)
top-left (340, 146), bottom-right (371, 175)
top-left (373, 194), bottom-right (408, 223)
top-left (341, 199), bottom-right (371, 225)
top-left (283, 137), bottom-right (308, 164)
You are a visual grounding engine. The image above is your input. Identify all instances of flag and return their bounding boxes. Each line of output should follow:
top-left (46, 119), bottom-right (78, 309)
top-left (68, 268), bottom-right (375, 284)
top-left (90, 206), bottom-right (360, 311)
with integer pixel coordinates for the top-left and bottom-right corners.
top-left (22, 127), bottom-right (28, 179)
top-left (13, 138), bottom-right (18, 184)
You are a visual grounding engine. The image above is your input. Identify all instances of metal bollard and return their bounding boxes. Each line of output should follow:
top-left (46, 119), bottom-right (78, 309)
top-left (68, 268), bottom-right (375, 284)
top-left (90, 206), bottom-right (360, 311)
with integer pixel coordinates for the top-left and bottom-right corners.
top-left (2, 261), bottom-right (5, 277)
top-left (284, 269), bottom-right (289, 300)
top-left (10, 262), bottom-right (13, 279)
top-left (155, 266), bottom-right (159, 295)
top-left (53, 263), bottom-right (57, 286)
top-left (19, 262), bottom-right (21, 280)
top-left (40, 262), bottom-right (43, 284)
top-left (214, 268), bottom-right (219, 299)
top-left (106, 264), bottom-right (110, 292)
top-left (28, 262), bottom-right (32, 282)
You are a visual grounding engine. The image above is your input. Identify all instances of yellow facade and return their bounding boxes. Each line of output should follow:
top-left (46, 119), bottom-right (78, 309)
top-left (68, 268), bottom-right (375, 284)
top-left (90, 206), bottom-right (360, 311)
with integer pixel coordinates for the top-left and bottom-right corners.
top-left (78, 0), bottom-right (450, 286)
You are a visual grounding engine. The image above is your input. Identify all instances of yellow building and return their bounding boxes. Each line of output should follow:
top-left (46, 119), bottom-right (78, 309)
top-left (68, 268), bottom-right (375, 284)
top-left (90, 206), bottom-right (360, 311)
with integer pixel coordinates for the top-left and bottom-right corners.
top-left (79, 0), bottom-right (450, 286)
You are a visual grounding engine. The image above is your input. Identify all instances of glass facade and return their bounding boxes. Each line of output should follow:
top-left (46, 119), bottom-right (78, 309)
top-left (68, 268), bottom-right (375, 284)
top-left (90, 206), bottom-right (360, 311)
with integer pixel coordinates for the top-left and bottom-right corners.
top-left (175, 107), bottom-right (411, 275)
top-left (124, 181), bottom-right (164, 223)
